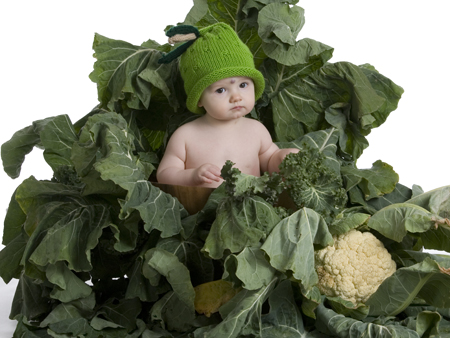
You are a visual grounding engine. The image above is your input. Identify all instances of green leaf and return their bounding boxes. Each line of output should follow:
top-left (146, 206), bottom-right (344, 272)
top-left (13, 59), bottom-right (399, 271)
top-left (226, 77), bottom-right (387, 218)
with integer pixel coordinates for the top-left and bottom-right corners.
top-left (157, 236), bottom-right (214, 286)
top-left (202, 196), bottom-right (281, 259)
top-left (47, 318), bottom-right (100, 338)
top-left (406, 185), bottom-right (450, 218)
top-left (359, 64), bottom-right (404, 129)
top-left (261, 208), bottom-right (333, 290)
top-left (191, 0), bottom-right (266, 67)
top-left (366, 183), bottom-right (413, 212)
top-left (329, 212), bottom-right (371, 236)
top-left (415, 311), bottom-right (442, 337)
top-left (94, 297), bottom-right (142, 332)
top-left (89, 34), bottom-right (178, 110)
top-left (40, 115), bottom-right (78, 171)
top-left (1, 116), bottom-right (53, 179)
top-left (314, 302), bottom-right (420, 338)
top-left (2, 188), bottom-right (27, 245)
top-left (202, 278), bottom-right (277, 338)
top-left (46, 261), bottom-right (92, 302)
top-left (10, 273), bottom-right (53, 322)
top-left (266, 61), bottom-right (399, 161)
top-left (326, 296), bottom-right (369, 321)
top-left (342, 160), bottom-right (399, 201)
top-left (367, 203), bottom-right (436, 243)
top-left (261, 280), bottom-right (319, 337)
top-left (277, 128), bottom-right (341, 174)
top-left (150, 291), bottom-right (195, 332)
top-left (125, 256), bottom-right (159, 302)
top-left (29, 203), bottom-right (111, 272)
top-left (121, 181), bottom-right (188, 238)
top-left (145, 248), bottom-right (195, 312)
top-left (0, 231), bottom-right (27, 283)
top-left (258, 3), bottom-right (305, 46)
top-left (258, 4), bottom-right (333, 67)
top-left (367, 258), bottom-right (450, 316)
top-left (223, 246), bottom-right (276, 290)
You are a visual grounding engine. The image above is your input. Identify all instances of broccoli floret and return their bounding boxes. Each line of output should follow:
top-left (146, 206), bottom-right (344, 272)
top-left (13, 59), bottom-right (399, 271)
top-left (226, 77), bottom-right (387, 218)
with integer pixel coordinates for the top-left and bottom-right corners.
top-left (279, 146), bottom-right (347, 222)
top-left (51, 165), bottom-right (84, 187)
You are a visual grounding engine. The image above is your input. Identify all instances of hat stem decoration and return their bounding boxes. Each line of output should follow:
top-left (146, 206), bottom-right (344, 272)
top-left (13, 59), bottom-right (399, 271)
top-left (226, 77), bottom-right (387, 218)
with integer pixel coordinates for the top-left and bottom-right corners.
top-left (158, 25), bottom-right (200, 64)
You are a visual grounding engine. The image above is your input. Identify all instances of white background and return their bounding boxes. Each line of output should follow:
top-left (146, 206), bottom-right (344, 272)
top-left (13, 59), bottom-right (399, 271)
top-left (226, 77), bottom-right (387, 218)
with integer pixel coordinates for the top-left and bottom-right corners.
top-left (1, 1), bottom-right (449, 335)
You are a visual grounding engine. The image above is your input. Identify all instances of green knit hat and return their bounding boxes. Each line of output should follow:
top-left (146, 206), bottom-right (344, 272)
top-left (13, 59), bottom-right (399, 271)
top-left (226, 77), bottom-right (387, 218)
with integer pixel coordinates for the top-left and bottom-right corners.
top-left (160, 23), bottom-right (265, 114)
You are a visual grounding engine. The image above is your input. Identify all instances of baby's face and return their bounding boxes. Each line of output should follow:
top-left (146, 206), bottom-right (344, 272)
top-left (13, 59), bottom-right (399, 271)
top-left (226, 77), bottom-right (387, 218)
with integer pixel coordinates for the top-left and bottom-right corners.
top-left (197, 77), bottom-right (255, 122)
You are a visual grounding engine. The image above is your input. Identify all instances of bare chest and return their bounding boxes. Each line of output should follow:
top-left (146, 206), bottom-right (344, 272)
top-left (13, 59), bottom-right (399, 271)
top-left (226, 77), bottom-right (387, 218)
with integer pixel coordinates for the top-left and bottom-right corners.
top-left (185, 128), bottom-right (261, 175)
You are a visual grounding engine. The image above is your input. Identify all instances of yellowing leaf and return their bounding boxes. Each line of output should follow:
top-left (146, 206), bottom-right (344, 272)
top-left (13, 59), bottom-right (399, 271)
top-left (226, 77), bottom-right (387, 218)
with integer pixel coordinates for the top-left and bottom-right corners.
top-left (194, 280), bottom-right (240, 317)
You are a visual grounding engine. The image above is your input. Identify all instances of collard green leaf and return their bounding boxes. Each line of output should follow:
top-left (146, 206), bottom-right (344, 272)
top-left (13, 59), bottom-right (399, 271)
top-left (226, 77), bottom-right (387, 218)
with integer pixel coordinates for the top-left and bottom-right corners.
top-left (94, 297), bottom-right (142, 332)
top-left (261, 279), bottom-right (322, 337)
top-left (261, 208), bottom-right (333, 290)
top-left (329, 212), bottom-right (370, 236)
top-left (342, 160), bottom-right (399, 201)
top-left (89, 34), bottom-right (178, 111)
top-left (366, 183), bottom-right (413, 212)
top-left (326, 296), bottom-right (369, 321)
top-left (1, 116), bottom-right (54, 179)
top-left (367, 203), bottom-right (436, 243)
top-left (406, 185), bottom-right (450, 219)
top-left (366, 258), bottom-right (450, 317)
top-left (0, 231), bottom-right (27, 283)
top-left (2, 189), bottom-right (27, 245)
top-left (125, 256), bottom-right (159, 303)
top-left (29, 203), bottom-right (111, 272)
top-left (202, 278), bottom-right (277, 338)
top-left (150, 291), bottom-right (195, 332)
top-left (258, 3), bottom-right (305, 46)
top-left (202, 196), bottom-right (281, 259)
top-left (190, 0), bottom-right (266, 67)
top-left (40, 115), bottom-right (78, 171)
top-left (266, 61), bottom-right (398, 161)
top-left (157, 236), bottom-right (214, 286)
top-left (46, 261), bottom-right (92, 303)
top-left (120, 181), bottom-right (188, 238)
top-left (72, 111), bottom-right (187, 237)
top-left (223, 246), bottom-right (276, 290)
top-left (145, 248), bottom-right (195, 313)
top-left (359, 64), bottom-right (404, 129)
top-left (258, 3), bottom-right (332, 66)
top-left (277, 128), bottom-right (341, 174)
top-left (314, 302), bottom-right (420, 338)
top-left (47, 318), bottom-right (100, 338)
top-left (259, 53), bottom-right (333, 142)
top-left (10, 273), bottom-right (53, 322)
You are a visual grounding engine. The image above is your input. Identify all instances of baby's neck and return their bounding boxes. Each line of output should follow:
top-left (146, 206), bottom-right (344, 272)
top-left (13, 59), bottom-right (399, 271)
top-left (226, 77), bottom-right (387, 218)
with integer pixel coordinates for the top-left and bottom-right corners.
top-left (200, 114), bottom-right (246, 128)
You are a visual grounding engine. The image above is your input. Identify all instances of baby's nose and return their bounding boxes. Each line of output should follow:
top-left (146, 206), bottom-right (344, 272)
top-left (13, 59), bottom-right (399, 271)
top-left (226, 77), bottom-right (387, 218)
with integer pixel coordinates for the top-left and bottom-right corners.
top-left (230, 91), bottom-right (242, 102)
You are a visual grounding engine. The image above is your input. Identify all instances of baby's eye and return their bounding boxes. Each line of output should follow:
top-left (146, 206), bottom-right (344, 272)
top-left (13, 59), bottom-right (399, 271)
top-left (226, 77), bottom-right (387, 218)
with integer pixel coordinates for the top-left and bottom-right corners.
top-left (240, 82), bottom-right (249, 88)
top-left (216, 88), bottom-right (225, 94)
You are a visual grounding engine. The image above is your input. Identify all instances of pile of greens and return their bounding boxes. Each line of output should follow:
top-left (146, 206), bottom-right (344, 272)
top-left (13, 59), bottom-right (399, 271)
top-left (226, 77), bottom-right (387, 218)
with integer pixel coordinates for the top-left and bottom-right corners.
top-left (1, 0), bottom-right (450, 337)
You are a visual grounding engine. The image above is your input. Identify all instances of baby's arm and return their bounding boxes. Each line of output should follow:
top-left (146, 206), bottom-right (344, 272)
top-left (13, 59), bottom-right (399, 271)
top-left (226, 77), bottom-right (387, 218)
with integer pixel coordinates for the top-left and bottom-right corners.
top-left (258, 125), bottom-right (299, 173)
top-left (156, 129), bottom-right (222, 186)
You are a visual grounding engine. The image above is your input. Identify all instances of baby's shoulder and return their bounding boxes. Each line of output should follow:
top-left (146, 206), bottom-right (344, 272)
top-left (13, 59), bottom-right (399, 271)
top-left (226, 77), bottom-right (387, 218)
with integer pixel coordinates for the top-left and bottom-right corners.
top-left (242, 117), bottom-right (271, 135)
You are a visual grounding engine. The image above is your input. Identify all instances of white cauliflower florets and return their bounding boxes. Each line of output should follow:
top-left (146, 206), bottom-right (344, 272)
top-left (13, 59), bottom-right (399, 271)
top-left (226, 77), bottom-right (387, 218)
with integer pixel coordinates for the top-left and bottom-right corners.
top-left (314, 229), bottom-right (396, 304)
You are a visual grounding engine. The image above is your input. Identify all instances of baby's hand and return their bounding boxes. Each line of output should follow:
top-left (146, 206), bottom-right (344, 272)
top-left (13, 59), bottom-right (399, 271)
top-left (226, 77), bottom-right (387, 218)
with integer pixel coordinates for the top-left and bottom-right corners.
top-left (193, 163), bottom-right (222, 185)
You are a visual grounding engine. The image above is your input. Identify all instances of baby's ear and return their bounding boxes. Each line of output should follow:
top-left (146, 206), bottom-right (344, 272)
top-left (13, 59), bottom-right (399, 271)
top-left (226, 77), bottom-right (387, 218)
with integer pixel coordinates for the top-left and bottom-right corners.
top-left (197, 100), bottom-right (203, 108)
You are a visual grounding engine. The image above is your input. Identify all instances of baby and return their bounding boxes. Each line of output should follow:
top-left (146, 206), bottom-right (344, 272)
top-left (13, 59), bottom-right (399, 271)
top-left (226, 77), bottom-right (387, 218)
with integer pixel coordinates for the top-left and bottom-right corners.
top-left (156, 23), bottom-right (298, 188)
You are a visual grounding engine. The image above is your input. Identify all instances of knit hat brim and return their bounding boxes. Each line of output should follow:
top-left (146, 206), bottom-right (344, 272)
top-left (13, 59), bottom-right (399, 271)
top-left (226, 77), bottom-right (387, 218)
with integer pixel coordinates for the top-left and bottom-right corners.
top-left (186, 67), bottom-right (265, 115)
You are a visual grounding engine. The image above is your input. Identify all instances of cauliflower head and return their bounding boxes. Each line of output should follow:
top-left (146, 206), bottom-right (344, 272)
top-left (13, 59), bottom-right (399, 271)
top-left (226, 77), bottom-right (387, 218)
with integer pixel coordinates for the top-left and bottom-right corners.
top-left (315, 229), bottom-right (396, 304)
